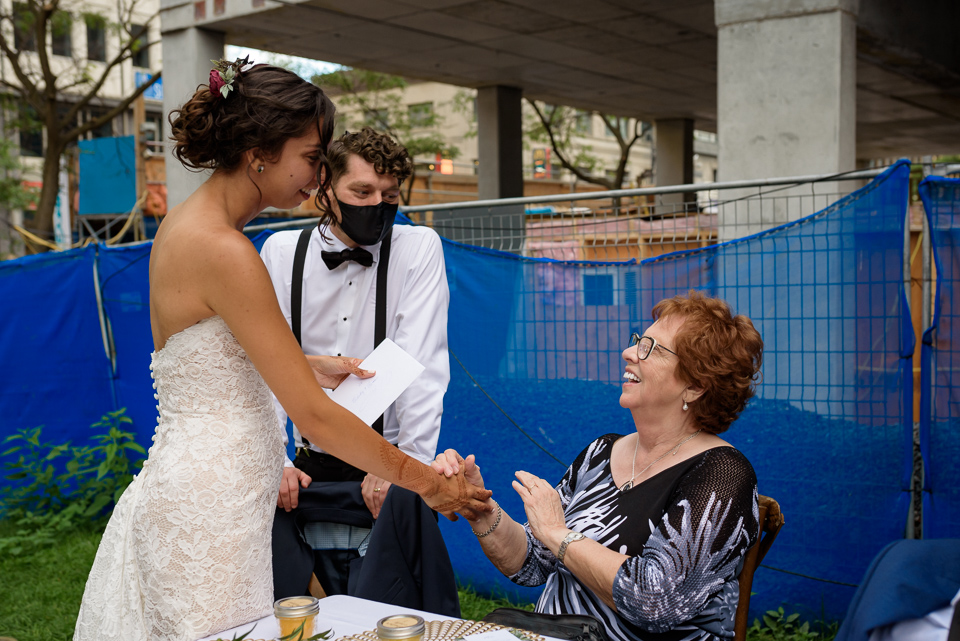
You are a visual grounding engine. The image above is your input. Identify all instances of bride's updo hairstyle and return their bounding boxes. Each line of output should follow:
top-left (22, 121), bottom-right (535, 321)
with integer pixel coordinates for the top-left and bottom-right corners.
top-left (169, 60), bottom-right (336, 209)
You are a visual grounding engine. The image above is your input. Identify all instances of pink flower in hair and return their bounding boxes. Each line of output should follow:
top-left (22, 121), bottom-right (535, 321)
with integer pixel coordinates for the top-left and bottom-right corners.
top-left (209, 55), bottom-right (249, 99)
top-left (209, 69), bottom-right (226, 97)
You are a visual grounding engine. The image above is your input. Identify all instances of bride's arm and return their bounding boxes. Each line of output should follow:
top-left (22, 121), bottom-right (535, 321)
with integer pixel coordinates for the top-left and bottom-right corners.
top-left (199, 232), bottom-right (492, 518)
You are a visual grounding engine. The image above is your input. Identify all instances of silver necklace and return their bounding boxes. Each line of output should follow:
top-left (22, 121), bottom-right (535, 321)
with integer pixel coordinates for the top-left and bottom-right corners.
top-left (620, 428), bottom-right (703, 491)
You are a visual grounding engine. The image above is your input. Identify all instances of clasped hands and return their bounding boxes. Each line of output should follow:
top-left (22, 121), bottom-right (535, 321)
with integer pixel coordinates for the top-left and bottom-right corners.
top-left (431, 448), bottom-right (568, 546)
top-left (290, 356), bottom-right (494, 521)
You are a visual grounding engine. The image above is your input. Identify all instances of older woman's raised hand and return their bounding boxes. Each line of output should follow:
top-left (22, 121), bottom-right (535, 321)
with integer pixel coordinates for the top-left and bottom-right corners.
top-left (514, 470), bottom-right (567, 547)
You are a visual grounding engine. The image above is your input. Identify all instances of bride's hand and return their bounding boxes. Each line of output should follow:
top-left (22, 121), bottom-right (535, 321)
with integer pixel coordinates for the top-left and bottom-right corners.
top-left (422, 466), bottom-right (494, 522)
top-left (305, 355), bottom-right (374, 389)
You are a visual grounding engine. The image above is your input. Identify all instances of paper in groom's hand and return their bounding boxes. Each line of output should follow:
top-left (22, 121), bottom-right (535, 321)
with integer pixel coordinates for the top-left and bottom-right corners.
top-left (327, 338), bottom-right (425, 426)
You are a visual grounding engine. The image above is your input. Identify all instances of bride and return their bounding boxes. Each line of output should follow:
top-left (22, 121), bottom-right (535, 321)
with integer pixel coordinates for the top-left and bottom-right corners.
top-left (73, 60), bottom-right (490, 641)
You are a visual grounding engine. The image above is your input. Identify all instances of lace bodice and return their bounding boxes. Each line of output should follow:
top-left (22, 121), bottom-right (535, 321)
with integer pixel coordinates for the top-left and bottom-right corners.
top-left (75, 315), bottom-right (285, 641)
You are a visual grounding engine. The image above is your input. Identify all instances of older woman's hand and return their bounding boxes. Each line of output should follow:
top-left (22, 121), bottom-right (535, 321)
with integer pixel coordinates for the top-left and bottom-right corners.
top-left (432, 448), bottom-right (485, 490)
top-left (513, 470), bottom-right (568, 552)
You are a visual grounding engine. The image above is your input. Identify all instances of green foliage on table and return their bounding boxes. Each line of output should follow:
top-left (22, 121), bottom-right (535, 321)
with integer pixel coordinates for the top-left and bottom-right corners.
top-left (0, 409), bottom-right (144, 556)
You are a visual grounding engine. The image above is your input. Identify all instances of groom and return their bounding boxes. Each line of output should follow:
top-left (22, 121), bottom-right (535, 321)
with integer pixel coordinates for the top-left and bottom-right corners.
top-left (260, 128), bottom-right (451, 599)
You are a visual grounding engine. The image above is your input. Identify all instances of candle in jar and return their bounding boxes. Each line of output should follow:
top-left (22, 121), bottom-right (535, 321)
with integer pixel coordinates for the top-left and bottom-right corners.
top-left (274, 596), bottom-right (320, 640)
top-left (377, 614), bottom-right (425, 641)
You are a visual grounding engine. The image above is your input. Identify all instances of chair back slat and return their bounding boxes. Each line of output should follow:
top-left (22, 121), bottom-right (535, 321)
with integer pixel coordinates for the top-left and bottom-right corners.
top-left (734, 495), bottom-right (784, 641)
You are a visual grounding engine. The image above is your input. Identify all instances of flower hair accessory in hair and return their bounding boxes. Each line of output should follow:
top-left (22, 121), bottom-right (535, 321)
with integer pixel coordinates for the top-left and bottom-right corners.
top-left (209, 55), bottom-right (251, 99)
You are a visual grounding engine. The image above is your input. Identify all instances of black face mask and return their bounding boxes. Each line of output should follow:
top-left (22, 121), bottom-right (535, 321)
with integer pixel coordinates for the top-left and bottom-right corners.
top-left (335, 199), bottom-right (399, 246)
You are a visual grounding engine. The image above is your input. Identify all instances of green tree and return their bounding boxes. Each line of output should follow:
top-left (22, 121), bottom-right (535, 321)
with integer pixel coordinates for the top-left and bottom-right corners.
top-left (526, 99), bottom-right (651, 190)
top-left (314, 68), bottom-right (459, 204)
top-left (0, 125), bottom-right (39, 259)
top-left (0, 1), bottom-right (160, 250)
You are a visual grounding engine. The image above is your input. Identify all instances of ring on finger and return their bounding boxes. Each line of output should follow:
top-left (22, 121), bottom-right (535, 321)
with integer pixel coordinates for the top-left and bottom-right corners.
top-left (374, 487), bottom-right (381, 493)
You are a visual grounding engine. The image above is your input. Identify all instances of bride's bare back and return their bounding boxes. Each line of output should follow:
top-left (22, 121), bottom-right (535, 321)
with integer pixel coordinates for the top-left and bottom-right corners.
top-left (148, 177), bottom-right (261, 352)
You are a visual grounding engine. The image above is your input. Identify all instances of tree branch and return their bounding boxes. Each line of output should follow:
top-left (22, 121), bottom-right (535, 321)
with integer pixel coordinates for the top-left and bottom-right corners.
top-left (33, 2), bottom-right (58, 98)
top-left (528, 99), bottom-right (601, 186)
top-left (62, 70), bottom-right (160, 143)
top-left (62, 20), bottom-right (158, 127)
top-left (0, 28), bottom-right (40, 108)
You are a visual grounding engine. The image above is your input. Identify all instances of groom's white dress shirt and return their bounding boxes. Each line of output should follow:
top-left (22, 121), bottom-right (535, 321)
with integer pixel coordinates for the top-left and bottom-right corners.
top-left (260, 223), bottom-right (450, 465)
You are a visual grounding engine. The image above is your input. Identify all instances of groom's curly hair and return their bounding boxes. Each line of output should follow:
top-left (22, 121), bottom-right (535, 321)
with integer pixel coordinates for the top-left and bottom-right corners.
top-left (329, 127), bottom-right (413, 186)
top-left (317, 128), bottom-right (412, 233)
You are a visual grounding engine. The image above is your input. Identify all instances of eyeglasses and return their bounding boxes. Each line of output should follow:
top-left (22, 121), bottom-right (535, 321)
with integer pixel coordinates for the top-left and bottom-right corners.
top-left (630, 332), bottom-right (678, 361)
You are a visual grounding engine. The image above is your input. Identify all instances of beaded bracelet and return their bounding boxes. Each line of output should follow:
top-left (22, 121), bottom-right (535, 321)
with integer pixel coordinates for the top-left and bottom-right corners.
top-left (472, 501), bottom-right (502, 538)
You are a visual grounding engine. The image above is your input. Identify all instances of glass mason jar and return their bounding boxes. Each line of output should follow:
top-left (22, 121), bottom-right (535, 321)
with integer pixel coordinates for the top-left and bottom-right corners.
top-left (376, 614), bottom-right (426, 641)
top-left (274, 595), bottom-right (320, 640)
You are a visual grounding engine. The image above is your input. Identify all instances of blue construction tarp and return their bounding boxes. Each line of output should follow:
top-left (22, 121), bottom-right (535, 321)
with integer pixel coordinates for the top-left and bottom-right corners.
top-left (437, 161), bottom-right (914, 619)
top-left (78, 136), bottom-right (137, 216)
top-left (919, 176), bottom-right (960, 539)
top-left (0, 160), bottom-right (921, 621)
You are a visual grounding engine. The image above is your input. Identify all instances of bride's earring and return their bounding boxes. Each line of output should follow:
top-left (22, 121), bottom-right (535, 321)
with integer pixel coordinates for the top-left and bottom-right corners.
top-left (682, 400), bottom-right (688, 411)
top-left (257, 165), bottom-right (264, 173)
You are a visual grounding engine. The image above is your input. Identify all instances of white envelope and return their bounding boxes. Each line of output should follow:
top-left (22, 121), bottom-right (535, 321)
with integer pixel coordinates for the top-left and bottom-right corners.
top-left (327, 338), bottom-right (425, 426)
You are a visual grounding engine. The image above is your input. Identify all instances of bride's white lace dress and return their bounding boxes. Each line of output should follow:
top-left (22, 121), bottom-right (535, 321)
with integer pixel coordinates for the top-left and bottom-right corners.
top-left (74, 316), bottom-right (285, 641)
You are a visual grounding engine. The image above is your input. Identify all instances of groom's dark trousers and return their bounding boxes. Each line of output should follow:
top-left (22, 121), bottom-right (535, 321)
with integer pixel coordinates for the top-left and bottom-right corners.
top-left (271, 481), bottom-right (461, 618)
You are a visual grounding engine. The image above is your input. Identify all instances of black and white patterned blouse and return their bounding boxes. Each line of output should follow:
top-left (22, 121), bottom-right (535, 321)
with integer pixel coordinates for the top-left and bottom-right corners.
top-left (510, 434), bottom-right (759, 641)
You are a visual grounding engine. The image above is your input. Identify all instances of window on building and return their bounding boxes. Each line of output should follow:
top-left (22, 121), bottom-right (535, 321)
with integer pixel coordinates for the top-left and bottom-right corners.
top-left (575, 111), bottom-right (592, 136)
top-left (86, 108), bottom-right (114, 139)
top-left (408, 102), bottom-right (433, 128)
top-left (603, 116), bottom-right (631, 139)
top-left (583, 274), bottom-right (614, 306)
top-left (365, 108), bottom-right (390, 131)
top-left (13, 3), bottom-right (36, 52)
top-left (85, 14), bottom-right (106, 62)
top-left (51, 11), bottom-right (72, 56)
top-left (130, 24), bottom-right (149, 68)
top-left (19, 105), bottom-right (43, 157)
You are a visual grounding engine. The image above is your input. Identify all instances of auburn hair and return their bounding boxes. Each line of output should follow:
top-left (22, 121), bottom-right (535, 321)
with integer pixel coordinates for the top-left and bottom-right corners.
top-left (652, 291), bottom-right (763, 433)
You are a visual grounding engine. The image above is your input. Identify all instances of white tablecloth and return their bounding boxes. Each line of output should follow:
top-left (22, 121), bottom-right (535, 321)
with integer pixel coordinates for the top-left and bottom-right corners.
top-left (197, 594), bottom-right (469, 641)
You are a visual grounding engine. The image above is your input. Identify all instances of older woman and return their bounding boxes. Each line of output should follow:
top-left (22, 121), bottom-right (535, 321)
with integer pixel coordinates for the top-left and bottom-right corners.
top-left (434, 291), bottom-right (764, 641)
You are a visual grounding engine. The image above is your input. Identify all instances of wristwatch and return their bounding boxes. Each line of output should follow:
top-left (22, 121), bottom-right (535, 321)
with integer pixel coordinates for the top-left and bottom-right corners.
top-left (557, 530), bottom-right (586, 564)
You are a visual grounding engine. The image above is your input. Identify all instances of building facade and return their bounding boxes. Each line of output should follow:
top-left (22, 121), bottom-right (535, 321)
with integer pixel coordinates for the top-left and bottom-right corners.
top-left (1, 0), bottom-right (162, 258)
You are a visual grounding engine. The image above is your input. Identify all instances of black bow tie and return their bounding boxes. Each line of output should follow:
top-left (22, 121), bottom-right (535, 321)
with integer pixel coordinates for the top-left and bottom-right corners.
top-left (321, 247), bottom-right (374, 270)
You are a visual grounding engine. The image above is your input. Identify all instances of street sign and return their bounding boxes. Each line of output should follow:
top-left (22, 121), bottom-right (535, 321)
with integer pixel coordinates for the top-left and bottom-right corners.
top-left (136, 71), bottom-right (163, 101)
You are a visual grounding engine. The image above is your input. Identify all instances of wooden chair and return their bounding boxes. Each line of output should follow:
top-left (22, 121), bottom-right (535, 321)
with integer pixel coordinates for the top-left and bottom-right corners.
top-left (734, 495), bottom-right (785, 641)
top-left (308, 573), bottom-right (327, 599)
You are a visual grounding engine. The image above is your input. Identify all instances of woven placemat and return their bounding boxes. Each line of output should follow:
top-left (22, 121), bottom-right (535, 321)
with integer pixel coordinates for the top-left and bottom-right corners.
top-left (337, 618), bottom-right (544, 641)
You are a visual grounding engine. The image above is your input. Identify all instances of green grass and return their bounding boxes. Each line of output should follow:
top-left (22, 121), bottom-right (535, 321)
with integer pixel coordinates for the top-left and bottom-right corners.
top-left (0, 521), bottom-right (102, 641)
top-left (457, 585), bottom-right (534, 621)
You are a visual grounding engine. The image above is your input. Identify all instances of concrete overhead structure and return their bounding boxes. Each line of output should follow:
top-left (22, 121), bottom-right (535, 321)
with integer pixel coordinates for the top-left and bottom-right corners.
top-left (655, 118), bottom-right (696, 209)
top-left (716, 0), bottom-right (858, 182)
top-left (160, 0), bottom-right (960, 214)
top-left (715, 0), bottom-right (858, 237)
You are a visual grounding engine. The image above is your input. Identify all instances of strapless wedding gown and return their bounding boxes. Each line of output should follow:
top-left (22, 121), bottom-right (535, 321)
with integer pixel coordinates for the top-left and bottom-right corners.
top-left (74, 316), bottom-right (285, 641)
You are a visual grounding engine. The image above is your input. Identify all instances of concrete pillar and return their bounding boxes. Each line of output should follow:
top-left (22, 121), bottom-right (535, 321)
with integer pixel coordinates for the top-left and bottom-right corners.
top-left (476, 85), bottom-right (523, 201)
top-left (716, 0), bottom-right (858, 238)
top-left (161, 27), bottom-right (225, 210)
top-left (463, 85), bottom-right (524, 251)
top-left (654, 118), bottom-right (695, 213)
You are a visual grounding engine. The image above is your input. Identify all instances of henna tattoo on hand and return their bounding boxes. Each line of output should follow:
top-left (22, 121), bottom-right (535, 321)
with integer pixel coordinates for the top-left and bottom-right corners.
top-left (431, 473), bottom-right (470, 513)
top-left (379, 440), bottom-right (437, 496)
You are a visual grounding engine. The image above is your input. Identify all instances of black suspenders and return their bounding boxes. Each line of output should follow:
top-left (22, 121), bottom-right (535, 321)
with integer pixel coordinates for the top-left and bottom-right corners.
top-left (290, 228), bottom-right (391, 445)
